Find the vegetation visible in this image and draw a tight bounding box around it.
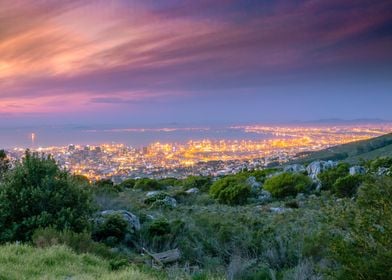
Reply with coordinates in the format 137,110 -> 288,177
318,162 -> 350,190
263,172 -> 312,198
329,177 -> 392,279
209,175 -> 251,205
0,149 -> 10,179
0,149 -> 391,279
0,244 -> 156,280
296,132 -> 392,164
0,151 -> 93,242
134,178 -> 162,191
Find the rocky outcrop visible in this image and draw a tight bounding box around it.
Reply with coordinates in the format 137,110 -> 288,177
306,160 -> 337,180
349,166 -> 366,175
185,188 -> 199,194
284,164 -> 306,173
377,167 -> 391,176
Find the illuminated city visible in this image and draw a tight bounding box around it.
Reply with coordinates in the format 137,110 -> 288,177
6,124 -> 392,181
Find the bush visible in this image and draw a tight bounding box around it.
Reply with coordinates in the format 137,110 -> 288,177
92,214 -> 129,245
182,176 -> 212,192
134,178 -> 161,191
318,163 -> 349,190
147,218 -> 171,236
144,192 -> 169,205
118,178 -> 136,189
94,179 -> 123,192
329,177 -> 392,279
0,151 -> 93,242
263,173 -> 312,198
332,175 -> 364,197
209,176 -> 251,205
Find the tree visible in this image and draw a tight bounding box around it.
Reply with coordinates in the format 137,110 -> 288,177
0,150 -> 10,179
0,151 -> 93,242
263,173 -> 312,198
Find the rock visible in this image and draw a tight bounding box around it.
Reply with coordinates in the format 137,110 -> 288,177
185,188 -> 199,194
269,207 -> 288,214
257,190 -> 272,204
377,167 -> 390,176
306,160 -> 337,181
349,166 -> 366,175
284,164 -> 306,173
98,210 -> 141,231
246,176 -> 262,193
162,196 -> 177,208
146,191 -> 161,198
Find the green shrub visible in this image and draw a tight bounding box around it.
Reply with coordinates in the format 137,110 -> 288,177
147,218 -> 171,236
329,177 -> 392,279
182,176 -> 212,192
318,163 -> 349,190
118,178 -> 136,189
158,177 -> 181,187
209,176 -> 251,205
263,173 -> 312,198
94,179 -> 123,192
0,151 -> 93,242
332,175 -> 364,197
134,178 -> 161,191
144,192 -> 169,205
92,214 -> 128,244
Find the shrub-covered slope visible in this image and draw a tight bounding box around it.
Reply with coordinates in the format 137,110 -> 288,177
294,133 -> 392,163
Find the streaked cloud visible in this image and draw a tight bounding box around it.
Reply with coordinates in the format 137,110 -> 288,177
0,0 -> 391,117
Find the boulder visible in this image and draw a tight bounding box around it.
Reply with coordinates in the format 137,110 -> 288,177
306,160 -> 337,180
377,167 -> 390,176
269,207 -> 288,214
146,191 -> 161,198
162,196 -> 177,208
185,188 -> 200,194
349,166 -> 366,176
98,210 -> 141,231
284,164 -> 306,173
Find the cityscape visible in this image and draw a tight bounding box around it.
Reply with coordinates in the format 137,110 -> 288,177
7,124 -> 392,181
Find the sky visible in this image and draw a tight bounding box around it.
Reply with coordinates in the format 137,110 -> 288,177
1,0 -> 392,126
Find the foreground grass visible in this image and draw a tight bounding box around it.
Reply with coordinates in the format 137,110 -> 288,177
0,244 -> 157,280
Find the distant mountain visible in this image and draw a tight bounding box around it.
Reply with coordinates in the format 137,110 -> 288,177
302,118 -> 392,125
293,133 -> 392,164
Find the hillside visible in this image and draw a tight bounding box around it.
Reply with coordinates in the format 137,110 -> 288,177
293,132 -> 392,164
0,244 -> 156,280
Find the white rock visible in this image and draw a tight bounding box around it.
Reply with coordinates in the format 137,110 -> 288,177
185,188 -> 200,194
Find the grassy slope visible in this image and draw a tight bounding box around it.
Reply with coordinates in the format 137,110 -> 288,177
293,133 -> 392,164
0,244 -> 156,280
